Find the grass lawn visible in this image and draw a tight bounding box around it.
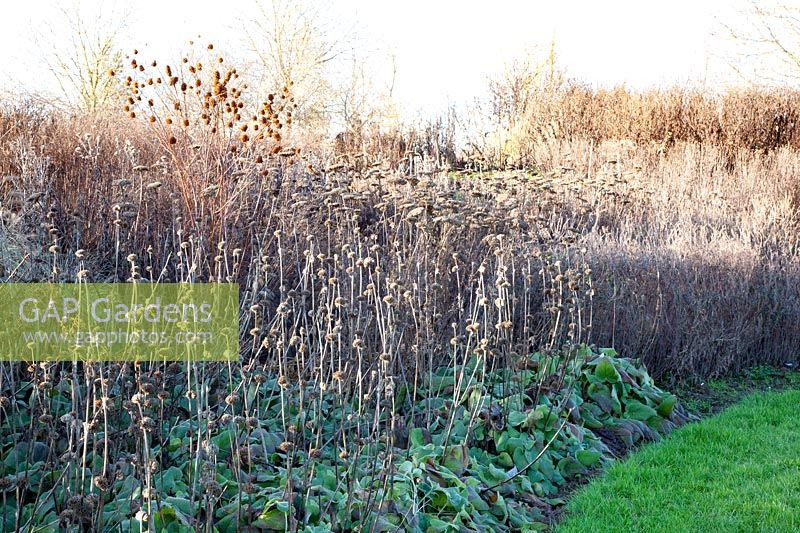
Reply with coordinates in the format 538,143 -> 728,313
557,390 -> 800,532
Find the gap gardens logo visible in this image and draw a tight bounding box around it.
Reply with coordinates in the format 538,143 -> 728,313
0,283 -> 239,361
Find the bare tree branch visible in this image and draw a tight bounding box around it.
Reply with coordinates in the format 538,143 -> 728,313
37,2 -> 129,112
717,0 -> 800,84
243,0 -> 342,130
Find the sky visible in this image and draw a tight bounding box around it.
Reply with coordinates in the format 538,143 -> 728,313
0,0 -> 777,115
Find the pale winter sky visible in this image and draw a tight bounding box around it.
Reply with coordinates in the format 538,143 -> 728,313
0,0 -> 778,115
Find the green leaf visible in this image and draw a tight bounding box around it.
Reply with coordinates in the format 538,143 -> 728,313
625,400 -> 658,421
599,347 -> 618,358
254,505 -> 288,530
466,485 -> 491,512
537,454 -> 560,482
527,405 -> 558,429
443,444 -> 469,476
513,447 -> 531,470
159,466 -> 185,495
210,429 -> 234,458
154,502 -> 192,532
490,493 -> 509,522
595,357 -> 620,383
496,452 -> 514,468
167,437 -> 183,452
410,427 -> 425,448
589,386 -> 621,415
504,436 -> 529,453
557,456 -> 586,478
475,462 -> 509,485
426,515 -> 459,532
153,505 -> 177,530
576,449 -> 602,467
429,375 -> 456,391
315,464 -> 337,491
163,497 -> 193,517
495,430 -> 510,452
508,410 -> 527,427
580,407 -> 604,429
450,418 -> 468,439
429,487 -> 449,509
657,394 -> 678,417
468,388 -> 487,411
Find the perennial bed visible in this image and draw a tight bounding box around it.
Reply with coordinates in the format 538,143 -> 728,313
0,347 -> 693,531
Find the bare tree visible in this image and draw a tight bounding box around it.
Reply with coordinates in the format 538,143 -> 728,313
333,48 -> 397,134
488,41 -> 560,127
718,0 -> 800,84
40,2 -> 128,112
481,42 -> 562,169
244,0 -> 341,131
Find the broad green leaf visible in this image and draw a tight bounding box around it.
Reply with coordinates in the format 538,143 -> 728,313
159,466 -> 186,495
508,410 -> 527,427
254,504 -> 288,530
599,347 -> 618,358
595,357 -> 620,383
625,400 -> 658,421
513,447 -> 531,470
410,427 -> 425,448
657,394 -> 678,417
557,456 -> 586,478
496,452 -> 514,468
575,449 -> 602,467
589,387 -> 621,415
443,444 -> 469,476
425,515 -> 459,532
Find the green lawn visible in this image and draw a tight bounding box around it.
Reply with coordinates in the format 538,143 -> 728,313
557,390 -> 800,532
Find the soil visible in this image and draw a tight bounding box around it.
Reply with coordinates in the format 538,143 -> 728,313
672,365 -> 800,417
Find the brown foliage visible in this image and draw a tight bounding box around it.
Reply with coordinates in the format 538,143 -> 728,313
481,83 -> 800,170
3,80 -> 800,380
